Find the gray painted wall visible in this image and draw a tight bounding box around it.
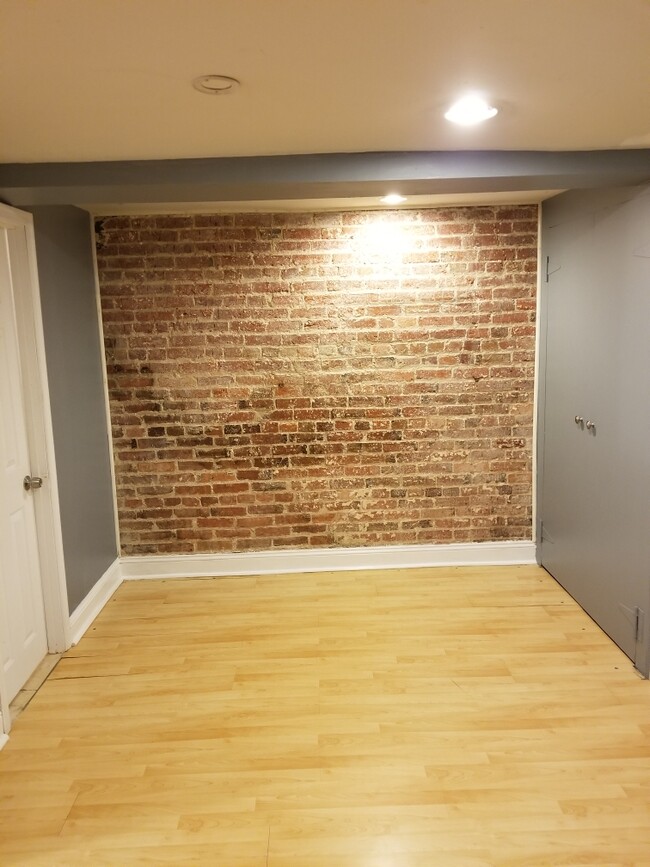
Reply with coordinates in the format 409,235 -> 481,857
28,205 -> 117,613
2,149 -> 649,207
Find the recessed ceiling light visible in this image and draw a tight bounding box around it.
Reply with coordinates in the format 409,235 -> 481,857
381,193 -> 407,205
444,94 -> 498,126
192,74 -> 241,95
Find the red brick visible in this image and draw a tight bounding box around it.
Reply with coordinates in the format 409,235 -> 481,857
98,206 -> 537,554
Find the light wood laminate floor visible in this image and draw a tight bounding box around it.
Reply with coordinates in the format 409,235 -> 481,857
1,565 -> 649,866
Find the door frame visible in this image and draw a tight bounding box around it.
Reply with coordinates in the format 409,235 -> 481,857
0,202 -> 69,735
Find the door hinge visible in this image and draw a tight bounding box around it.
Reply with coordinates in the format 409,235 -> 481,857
540,522 -> 554,543
619,603 -> 644,642
635,608 -> 644,643
545,256 -> 561,282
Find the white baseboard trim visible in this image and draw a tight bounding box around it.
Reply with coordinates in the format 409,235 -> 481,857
0,732 -> 8,750
68,558 -> 123,645
120,540 -> 536,581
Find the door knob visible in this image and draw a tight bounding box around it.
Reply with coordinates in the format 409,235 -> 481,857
574,415 -> 584,425
585,420 -> 596,431
23,475 -> 43,491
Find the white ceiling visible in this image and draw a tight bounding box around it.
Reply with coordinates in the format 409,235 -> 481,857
1,0 -> 650,164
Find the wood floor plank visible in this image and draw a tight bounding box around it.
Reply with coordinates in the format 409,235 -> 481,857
1,564 -> 649,864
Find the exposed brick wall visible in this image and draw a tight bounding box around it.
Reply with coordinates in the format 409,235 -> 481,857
96,207 -> 537,555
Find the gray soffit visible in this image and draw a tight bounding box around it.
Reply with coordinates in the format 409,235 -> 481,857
1,150 -> 649,208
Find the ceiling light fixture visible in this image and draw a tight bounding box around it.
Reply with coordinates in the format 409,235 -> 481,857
380,193 -> 407,205
192,74 -> 241,95
444,94 -> 498,126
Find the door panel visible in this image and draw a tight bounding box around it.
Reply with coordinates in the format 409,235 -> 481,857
541,191 -> 650,670
588,200 -> 650,666
540,214 -> 594,606
0,229 -> 48,703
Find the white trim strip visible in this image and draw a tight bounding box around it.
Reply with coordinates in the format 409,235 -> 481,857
0,732 -> 8,750
89,213 -> 121,554
121,541 -> 536,581
532,202 -> 542,545
68,558 -> 122,645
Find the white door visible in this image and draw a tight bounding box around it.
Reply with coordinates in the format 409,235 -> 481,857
0,228 -> 48,703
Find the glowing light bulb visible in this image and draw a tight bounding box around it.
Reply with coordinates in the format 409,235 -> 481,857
380,194 -> 407,205
444,94 -> 498,126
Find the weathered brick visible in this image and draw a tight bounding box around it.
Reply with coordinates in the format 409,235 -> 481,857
98,206 -> 537,555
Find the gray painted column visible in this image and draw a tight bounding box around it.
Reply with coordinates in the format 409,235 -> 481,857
28,205 -> 117,612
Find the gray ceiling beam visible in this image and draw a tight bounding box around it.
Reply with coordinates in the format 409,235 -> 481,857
1,150 -> 649,207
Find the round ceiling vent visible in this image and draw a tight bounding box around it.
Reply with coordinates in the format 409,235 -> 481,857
192,75 -> 241,95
